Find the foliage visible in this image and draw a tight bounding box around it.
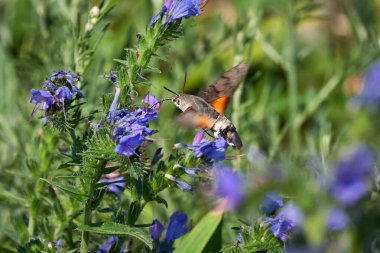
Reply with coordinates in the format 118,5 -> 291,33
1,0 -> 380,253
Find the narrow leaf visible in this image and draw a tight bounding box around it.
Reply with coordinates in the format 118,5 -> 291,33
174,209 -> 224,253
78,222 -> 152,249
145,65 -> 161,74
40,178 -> 87,202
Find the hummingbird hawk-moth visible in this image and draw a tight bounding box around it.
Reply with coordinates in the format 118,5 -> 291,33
170,62 -> 248,149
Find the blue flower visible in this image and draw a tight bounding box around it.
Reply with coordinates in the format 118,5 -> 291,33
262,192 -> 284,216
96,236 -> 126,253
30,89 -> 54,112
107,71 -> 118,84
55,239 -> 62,250
30,71 -> 85,119
330,146 -> 375,205
149,212 -> 190,252
150,220 -> 165,241
192,130 -> 205,145
55,86 -> 73,103
50,70 -> 85,98
265,203 -> 303,242
162,212 -> 190,250
143,94 -> 161,111
188,137 -> 228,163
213,166 -> 244,210
114,133 -> 145,157
150,0 -> 204,26
109,96 -> 159,157
42,81 -> 56,91
353,61 -> 380,111
165,174 -> 193,192
173,164 -> 203,178
326,208 -> 348,231
98,176 -> 126,195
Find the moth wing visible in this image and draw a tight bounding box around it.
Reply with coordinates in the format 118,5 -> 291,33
175,107 -> 217,129
199,62 -> 248,114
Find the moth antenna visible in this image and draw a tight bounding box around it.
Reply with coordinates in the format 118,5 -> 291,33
182,72 -> 187,93
163,86 -> 178,96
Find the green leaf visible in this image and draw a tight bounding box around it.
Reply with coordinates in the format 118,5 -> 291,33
175,209 -> 224,253
114,59 -> 128,66
0,187 -> 28,206
145,65 -> 161,74
40,178 -> 87,202
78,222 -> 152,249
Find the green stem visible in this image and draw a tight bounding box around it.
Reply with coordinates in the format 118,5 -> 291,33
285,3 -> 299,153
80,161 -> 104,253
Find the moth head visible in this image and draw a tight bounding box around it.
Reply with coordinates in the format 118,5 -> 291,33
171,95 -> 181,108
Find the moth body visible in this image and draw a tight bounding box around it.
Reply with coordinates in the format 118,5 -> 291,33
172,94 -> 243,149
170,62 -> 248,150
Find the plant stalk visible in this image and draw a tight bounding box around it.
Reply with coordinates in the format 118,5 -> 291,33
80,162 -> 104,253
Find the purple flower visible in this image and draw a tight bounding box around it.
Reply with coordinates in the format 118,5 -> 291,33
113,108 -> 158,126
98,176 -> 126,195
114,133 -> 145,157
162,212 -> 190,250
150,0 -> 204,26
262,192 -> 284,215
42,81 -> 56,91
143,94 -> 161,111
30,89 -> 54,111
150,220 -> 165,241
97,236 -> 125,253
55,86 -> 73,102
330,146 -> 375,205
173,164 -> 203,178
192,130 -> 205,145
134,107 -> 158,125
30,71 -> 86,120
353,61 -> 380,111
55,239 -> 62,250
265,203 -> 303,242
50,70 -> 85,98
150,212 -> 190,252
236,229 -> 243,244
189,137 -> 228,163
213,166 -> 244,210
107,71 -> 118,84
326,208 -> 348,231
165,174 -> 193,192
109,100 -> 159,157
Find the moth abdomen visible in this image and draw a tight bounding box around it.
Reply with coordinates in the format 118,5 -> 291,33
226,130 -> 243,149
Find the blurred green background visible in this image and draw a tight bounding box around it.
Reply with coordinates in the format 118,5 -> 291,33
1,0 -> 380,251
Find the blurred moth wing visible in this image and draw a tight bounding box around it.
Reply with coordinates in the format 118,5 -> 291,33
172,63 -> 248,149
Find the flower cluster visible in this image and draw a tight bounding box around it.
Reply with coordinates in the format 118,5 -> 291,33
109,95 -> 160,157
150,0 -> 207,26
30,71 -> 85,120
150,211 -> 190,252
